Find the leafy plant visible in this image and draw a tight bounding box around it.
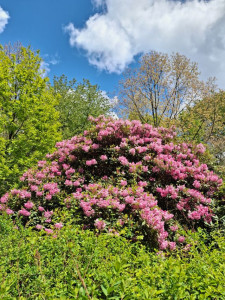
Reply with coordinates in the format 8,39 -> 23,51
0,116 -> 222,250
0,44 -> 61,195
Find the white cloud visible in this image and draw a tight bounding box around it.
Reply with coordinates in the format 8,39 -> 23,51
65,0 -> 225,88
40,61 -> 50,77
101,90 -> 118,107
91,0 -> 106,8
0,6 -> 9,33
40,54 -> 60,77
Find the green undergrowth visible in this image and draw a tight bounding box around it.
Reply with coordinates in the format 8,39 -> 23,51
1,215 -> 225,299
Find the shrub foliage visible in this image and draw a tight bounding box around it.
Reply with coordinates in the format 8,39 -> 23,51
0,116 -> 222,250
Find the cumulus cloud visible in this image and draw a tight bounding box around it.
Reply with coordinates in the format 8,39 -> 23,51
40,61 -> 51,78
65,0 -> 225,88
91,0 -> 106,8
40,54 -> 60,77
0,6 -> 9,33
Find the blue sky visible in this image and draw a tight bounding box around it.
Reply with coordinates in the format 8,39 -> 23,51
0,0 -> 225,97
0,0 -> 121,96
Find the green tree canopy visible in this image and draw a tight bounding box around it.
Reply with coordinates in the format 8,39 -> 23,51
0,44 -> 61,195
178,90 -> 225,168
53,75 -> 113,139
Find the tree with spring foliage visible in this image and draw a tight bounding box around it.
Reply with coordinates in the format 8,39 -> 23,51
0,44 -> 61,195
119,51 -> 210,127
178,89 -> 225,169
53,75 -> 113,139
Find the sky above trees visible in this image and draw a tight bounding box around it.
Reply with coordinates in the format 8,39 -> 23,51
0,0 -> 225,96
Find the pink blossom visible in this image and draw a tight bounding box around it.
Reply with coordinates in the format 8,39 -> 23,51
6,208 -> 14,215
94,219 -> 106,230
19,209 -> 30,217
100,155 -> 108,161
24,201 -> 34,210
92,143 -> 100,149
45,228 -> 53,234
170,225 -> 178,232
45,218 -> 52,223
45,194 -> 52,200
64,180 -> 73,186
129,148 -> 136,155
36,191 -> 43,197
30,185 -> 38,192
82,145 -> 90,152
86,159 -> 97,166
54,222 -> 63,229
120,180 -> 127,186
44,210 -> 53,218
178,236 -> 185,243
0,193 -> 9,203
169,242 -> 176,250
196,143 -> 206,154
118,156 -> 129,166
36,224 -> 43,230
38,206 -> 45,212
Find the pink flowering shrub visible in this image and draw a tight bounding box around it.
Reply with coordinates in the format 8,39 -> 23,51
0,116 -> 223,250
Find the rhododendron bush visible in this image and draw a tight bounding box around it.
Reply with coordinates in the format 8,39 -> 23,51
0,116 -> 223,250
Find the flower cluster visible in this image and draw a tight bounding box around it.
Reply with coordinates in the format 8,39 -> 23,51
0,115 -> 222,250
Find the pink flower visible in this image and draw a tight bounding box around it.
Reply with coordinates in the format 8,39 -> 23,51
120,180 -> 127,186
118,156 -> 129,166
92,143 -> 99,149
44,210 -> 53,218
30,185 -> 38,192
36,224 -> 43,230
170,225 -> 178,232
19,209 -> 30,217
36,191 -> 43,197
178,236 -> 185,243
196,143 -> 206,154
82,145 -> 90,152
54,222 -> 63,229
24,201 -> 34,210
1,193 -> 9,203
160,241 -> 168,250
193,180 -> 201,189
38,206 -> 45,212
118,219 -> 125,226
45,228 -> 53,234
65,180 -> 73,186
129,148 -> 136,155
46,194 -> 52,200
86,159 -> 97,166
169,242 -> 176,250
6,208 -> 14,215
100,155 -> 108,161
94,219 -> 106,230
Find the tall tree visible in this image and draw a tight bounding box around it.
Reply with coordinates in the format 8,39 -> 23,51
53,75 -> 113,139
119,51 -> 208,127
0,44 -> 61,195
178,90 -> 225,166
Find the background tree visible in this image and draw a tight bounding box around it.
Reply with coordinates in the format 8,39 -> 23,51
178,90 -> 225,168
53,75 -> 113,139
119,51 -> 208,127
0,44 -> 61,195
